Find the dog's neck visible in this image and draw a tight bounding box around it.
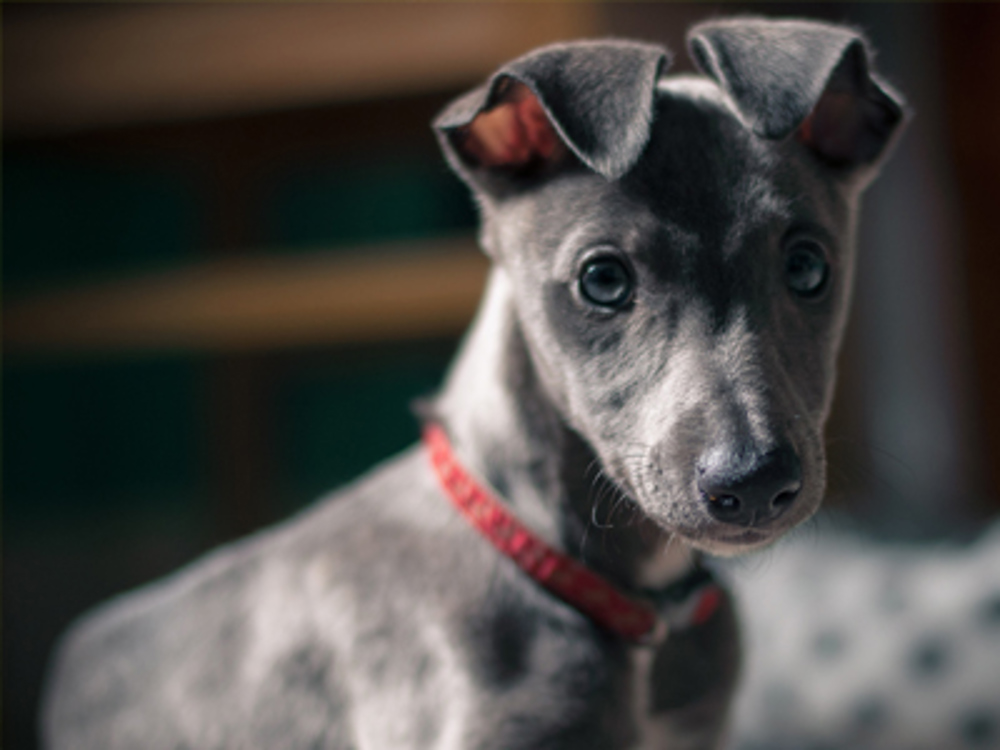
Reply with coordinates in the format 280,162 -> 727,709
435,268 -> 692,592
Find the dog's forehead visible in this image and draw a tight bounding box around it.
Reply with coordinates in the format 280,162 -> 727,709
508,74 -> 800,278
525,76 -> 792,271
653,75 -> 738,120
628,75 -> 786,236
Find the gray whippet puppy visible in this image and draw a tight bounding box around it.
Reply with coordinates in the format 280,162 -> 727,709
43,17 -> 906,750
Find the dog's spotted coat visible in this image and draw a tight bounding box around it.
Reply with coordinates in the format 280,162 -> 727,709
43,18 -> 907,750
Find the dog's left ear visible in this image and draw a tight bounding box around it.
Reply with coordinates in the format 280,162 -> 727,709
688,18 -> 906,169
434,40 -> 671,188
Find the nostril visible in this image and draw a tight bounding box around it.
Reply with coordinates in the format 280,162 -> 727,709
701,489 -> 743,519
772,488 -> 799,510
708,493 -> 741,513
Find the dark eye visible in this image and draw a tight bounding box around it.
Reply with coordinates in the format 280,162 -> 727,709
579,257 -> 633,308
785,241 -> 829,297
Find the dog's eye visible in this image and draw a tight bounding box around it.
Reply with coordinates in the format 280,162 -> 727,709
579,257 -> 633,308
785,241 -> 829,298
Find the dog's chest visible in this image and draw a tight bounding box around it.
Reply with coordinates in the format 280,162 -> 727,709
632,647 -> 689,750
629,647 -> 720,750
451,587 -> 738,750
632,592 -> 741,750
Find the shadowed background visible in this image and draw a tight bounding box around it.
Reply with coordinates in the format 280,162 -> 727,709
4,4 -> 1000,748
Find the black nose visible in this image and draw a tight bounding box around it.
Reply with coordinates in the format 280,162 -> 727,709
697,443 -> 802,527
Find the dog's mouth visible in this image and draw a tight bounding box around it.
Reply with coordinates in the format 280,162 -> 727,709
714,527 -> 772,545
592,436 -> 823,556
692,526 -> 779,556
644,489 -> 820,556
600,430 -> 826,556
640,517 -> 791,557
616,472 -> 820,557
598,480 -> 797,556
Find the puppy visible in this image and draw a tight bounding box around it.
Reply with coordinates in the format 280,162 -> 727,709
44,17 -> 905,750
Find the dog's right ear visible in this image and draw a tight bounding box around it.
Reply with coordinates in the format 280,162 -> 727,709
434,40 -> 671,193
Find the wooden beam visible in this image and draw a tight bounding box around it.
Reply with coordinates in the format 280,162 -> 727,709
3,237 -> 489,354
4,4 -> 599,135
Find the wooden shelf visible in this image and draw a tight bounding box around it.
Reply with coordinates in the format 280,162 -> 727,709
3,237 -> 489,354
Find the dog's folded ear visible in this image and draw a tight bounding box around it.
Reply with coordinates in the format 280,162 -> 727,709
434,40 -> 671,188
688,18 -> 906,169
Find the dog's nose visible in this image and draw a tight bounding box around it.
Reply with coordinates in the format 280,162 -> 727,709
697,443 -> 802,527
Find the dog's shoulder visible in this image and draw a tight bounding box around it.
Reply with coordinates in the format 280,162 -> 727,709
41,445 -> 478,748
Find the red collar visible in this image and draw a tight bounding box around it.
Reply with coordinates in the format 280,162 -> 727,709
423,423 -> 722,646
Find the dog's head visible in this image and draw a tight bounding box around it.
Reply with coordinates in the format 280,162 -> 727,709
434,18 -> 906,555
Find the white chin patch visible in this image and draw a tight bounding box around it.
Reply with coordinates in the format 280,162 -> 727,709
687,532 -> 779,558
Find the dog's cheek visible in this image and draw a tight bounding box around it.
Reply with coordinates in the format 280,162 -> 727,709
772,326 -> 832,422
533,283 -> 651,437
540,283 -> 623,356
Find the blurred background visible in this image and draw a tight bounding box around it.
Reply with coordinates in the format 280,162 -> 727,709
3,3 -> 999,748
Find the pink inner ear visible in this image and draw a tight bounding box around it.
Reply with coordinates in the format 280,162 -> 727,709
797,90 -> 866,164
459,82 -> 561,168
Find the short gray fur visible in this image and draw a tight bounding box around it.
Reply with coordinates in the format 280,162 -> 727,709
42,17 -> 906,750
